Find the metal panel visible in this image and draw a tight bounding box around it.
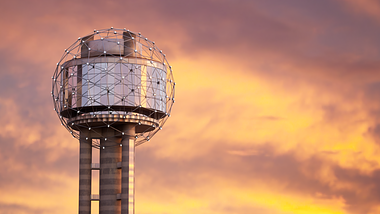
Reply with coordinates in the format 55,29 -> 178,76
65,61 -> 167,114
81,35 -> 94,58
82,39 -> 124,58
77,65 -> 82,107
81,64 -> 89,107
123,32 -> 136,57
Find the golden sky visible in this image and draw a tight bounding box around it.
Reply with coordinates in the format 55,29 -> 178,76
1,0 -> 380,213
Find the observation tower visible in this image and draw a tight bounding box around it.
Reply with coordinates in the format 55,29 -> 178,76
51,27 -> 175,214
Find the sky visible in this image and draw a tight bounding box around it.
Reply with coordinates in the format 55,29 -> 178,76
1,0 -> 380,213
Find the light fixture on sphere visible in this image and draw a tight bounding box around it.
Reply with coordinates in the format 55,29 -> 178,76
51,27 -> 175,214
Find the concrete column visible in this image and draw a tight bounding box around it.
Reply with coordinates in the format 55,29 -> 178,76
121,124 -> 136,214
79,134 -> 92,214
99,134 -> 122,214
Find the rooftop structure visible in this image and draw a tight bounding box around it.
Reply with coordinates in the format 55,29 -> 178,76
51,27 -> 175,214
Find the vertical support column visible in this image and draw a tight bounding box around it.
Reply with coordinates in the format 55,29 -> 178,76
121,124 -> 136,214
79,133 -> 92,214
99,134 -> 122,214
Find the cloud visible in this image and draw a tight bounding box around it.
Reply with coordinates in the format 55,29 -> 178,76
136,141 -> 380,213
1,0 -> 380,214
342,0 -> 380,21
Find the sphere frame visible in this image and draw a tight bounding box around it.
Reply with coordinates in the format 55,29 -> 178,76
51,27 -> 175,147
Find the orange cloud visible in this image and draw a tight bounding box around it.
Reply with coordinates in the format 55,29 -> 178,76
1,0 -> 380,214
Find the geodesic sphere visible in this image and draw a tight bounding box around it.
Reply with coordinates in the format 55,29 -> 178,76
51,27 -> 175,147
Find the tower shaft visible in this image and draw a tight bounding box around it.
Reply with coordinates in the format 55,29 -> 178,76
79,132 -> 92,214
121,125 -> 135,214
99,137 -> 121,214
78,125 -> 136,214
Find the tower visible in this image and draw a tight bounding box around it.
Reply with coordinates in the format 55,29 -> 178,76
51,27 -> 175,214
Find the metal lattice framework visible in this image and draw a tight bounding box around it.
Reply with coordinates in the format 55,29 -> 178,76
51,27 -> 175,148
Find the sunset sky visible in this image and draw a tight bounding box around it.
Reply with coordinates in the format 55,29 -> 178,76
1,0 -> 380,213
